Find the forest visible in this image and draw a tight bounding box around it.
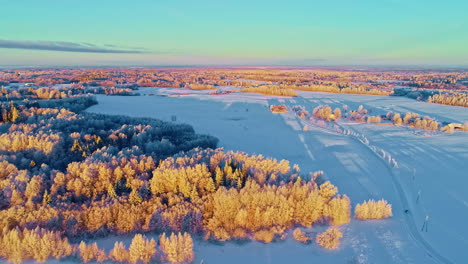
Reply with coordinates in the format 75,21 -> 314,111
6,68 -> 453,263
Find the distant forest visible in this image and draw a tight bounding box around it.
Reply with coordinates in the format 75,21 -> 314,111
1,67 -> 467,106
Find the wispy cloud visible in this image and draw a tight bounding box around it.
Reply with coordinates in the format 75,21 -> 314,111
0,39 -> 148,53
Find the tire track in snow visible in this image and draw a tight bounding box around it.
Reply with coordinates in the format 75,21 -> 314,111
297,134 -> 316,161
338,123 -> 454,264
288,95 -> 452,264
281,96 -> 375,197
281,96 -> 409,261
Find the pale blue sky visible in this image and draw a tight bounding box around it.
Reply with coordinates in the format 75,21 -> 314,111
0,0 -> 467,66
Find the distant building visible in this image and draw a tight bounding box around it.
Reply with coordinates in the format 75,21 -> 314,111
448,123 -> 464,130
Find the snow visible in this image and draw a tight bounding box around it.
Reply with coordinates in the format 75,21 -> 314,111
86,88 -> 468,264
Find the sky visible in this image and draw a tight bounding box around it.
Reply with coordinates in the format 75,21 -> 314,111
0,0 -> 467,66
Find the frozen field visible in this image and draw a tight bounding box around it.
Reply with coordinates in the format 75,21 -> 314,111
87,88 -> 468,264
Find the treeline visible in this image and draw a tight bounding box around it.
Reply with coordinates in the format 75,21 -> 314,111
86,86 -> 137,96
0,131 -> 60,154
0,229 -> 194,264
0,84 -> 136,105
428,93 -> 468,107
405,73 -> 468,91
0,86 -> 74,101
0,103 -> 217,171
2,69 -> 466,107
239,83 -> 390,97
36,95 -> 98,112
2,68 -> 466,94
240,85 -> 298,97
393,88 -> 468,108
294,84 -> 391,96
392,87 -> 435,101
0,94 -> 97,114
189,84 -> 217,90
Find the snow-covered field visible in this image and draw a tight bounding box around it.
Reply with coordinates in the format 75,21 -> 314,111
87,88 -> 468,264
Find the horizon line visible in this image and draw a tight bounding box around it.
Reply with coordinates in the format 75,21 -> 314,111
1,64 -> 468,71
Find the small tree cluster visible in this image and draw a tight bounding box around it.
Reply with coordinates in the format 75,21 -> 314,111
109,234 -> 157,264
355,199 -> 392,220
78,241 -> 107,263
312,105 -> 334,121
270,105 -> 288,113
366,116 -> 382,123
292,105 -> 309,119
0,102 -> 20,123
128,234 -> 157,264
0,228 -> 73,264
386,112 -> 402,126
293,228 -> 311,243
316,227 -> 343,250
159,232 -> 194,264
387,111 -> 441,131
346,105 -> 368,122
109,242 -> 129,263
